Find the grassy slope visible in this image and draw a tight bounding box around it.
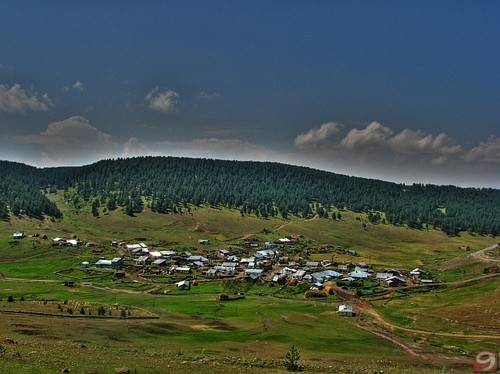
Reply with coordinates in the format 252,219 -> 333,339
0,194 -> 498,373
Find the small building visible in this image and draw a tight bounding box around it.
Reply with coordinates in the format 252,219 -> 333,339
198,239 -> 210,245
218,249 -> 231,257
410,268 -> 426,276
349,270 -> 370,279
376,272 -> 392,281
13,232 -> 25,239
170,265 -> 191,274
80,261 -> 90,268
136,255 -> 150,266
95,259 -> 111,268
255,249 -> 275,259
385,276 -> 406,287
152,258 -> 167,267
338,304 -> 355,316
206,268 -> 219,278
160,250 -> 176,258
245,269 -> 264,280
186,255 -> 208,263
111,258 -> 123,269
175,280 -> 191,290
305,261 -> 320,268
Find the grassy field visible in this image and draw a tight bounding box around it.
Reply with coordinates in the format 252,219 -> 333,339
0,199 -> 498,373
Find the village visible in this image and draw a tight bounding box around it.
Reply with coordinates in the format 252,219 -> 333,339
13,232 -> 436,315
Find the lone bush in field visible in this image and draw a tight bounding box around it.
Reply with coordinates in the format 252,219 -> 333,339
283,345 -> 303,372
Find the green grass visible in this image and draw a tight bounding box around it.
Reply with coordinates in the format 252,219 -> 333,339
0,199 -> 498,373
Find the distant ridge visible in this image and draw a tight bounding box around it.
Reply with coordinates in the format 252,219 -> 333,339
0,157 -> 498,236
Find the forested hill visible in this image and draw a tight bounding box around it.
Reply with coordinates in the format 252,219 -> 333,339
0,157 -> 498,236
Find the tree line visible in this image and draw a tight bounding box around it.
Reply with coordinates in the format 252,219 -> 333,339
0,157 -> 498,236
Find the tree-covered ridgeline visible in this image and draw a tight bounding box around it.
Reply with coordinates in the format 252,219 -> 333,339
0,157 -> 498,236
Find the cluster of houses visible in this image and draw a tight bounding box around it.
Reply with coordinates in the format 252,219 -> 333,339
90,239 -> 433,292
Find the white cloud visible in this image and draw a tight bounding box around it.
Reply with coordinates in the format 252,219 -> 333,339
145,87 -> 179,113
64,81 -> 85,92
389,129 -> 461,155
295,121 -> 462,163
464,136 -> 500,163
0,84 -> 52,113
199,91 -> 221,101
340,122 -> 393,150
13,116 -> 118,165
294,122 -> 342,149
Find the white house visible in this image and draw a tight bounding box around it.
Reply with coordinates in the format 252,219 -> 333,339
13,232 -> 25,239
338,304 -> 355,316
175,280 -> 190,290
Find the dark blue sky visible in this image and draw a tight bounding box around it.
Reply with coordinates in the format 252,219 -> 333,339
1,1 -> 499,187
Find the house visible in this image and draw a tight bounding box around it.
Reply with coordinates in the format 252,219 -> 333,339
80,261 -> 90,268
385,276 -> 406,287
152,258 -> 167,267
111,258 -> 123,269
245,269 -> 264,280
206,268 -> 218,278
186,255 -> 208,263
338,304 -> 355,316
52,237 -> 64,246
95,259 -> 112,268
337,264 -> 350,272
255,249 -> 275,259
13,232 -> 25,239
375,272 -> 392,281
349,270 -> 370,279
175,280 -> 190,290
136,255 -> 150,266
125,243 -> 148,251
214,265 -> 236,276
278,238 -> 291,244
410,268 -> 426,276
131,246 -> 149,256
305,261 -> 320,268
66,239 -> 79,247
388,269 -> 404,277
218,249 -> 231,257
160,250 -> 176,259
95,258 -> 122,269
293,269 -> 307,281
311,270 -> 342,283
169,265 -> 191,274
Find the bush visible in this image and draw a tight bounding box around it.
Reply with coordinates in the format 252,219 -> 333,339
7,296 -> 14,302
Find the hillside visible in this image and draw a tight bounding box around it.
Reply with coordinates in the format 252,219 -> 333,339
0,157 -> 498,236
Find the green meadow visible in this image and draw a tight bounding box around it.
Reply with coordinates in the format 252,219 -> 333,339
0,200 -> 498,373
